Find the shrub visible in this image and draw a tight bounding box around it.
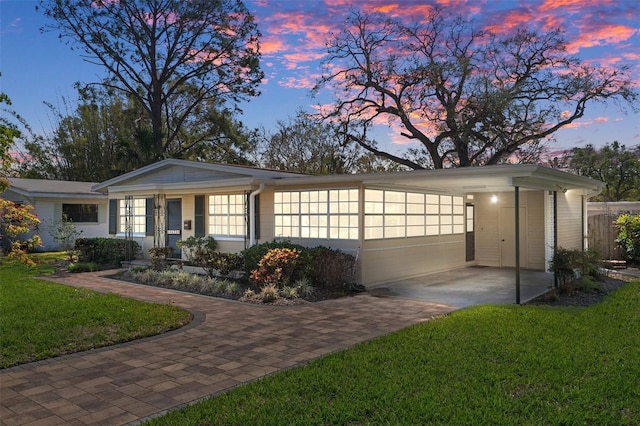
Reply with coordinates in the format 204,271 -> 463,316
68,262 -> 101,273
250,247 -> 301,287
294,277 -> 316,299
259,284 -> 279,303
549,247 -> 603,293
280,285 -> 299,300
148,246 -> 174,271
48,214 -> 82,261
75,237 -> 140,265
615,213 -> 640,264
241,240 -> 310,276
549,247 -> 578,286
307,246 -> 356,293
210,252 -> 244,276
177,236 -> 218,275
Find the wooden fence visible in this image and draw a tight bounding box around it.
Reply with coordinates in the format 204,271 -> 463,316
588,214 -> 624,260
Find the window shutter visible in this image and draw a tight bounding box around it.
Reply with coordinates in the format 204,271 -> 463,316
254,194 -> 260,240
145,197 -> 155,236
108,199 -> 117,234
194,195 -> 205,237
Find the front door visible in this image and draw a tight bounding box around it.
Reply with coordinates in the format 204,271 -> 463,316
166,199 -> 182,258
465,204 -> 475,261
500,207 -> 527,267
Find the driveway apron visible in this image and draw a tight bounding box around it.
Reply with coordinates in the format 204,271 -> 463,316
0,271 -> 455,425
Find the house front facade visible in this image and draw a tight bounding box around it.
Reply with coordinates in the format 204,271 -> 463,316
92,159 -> 604,287
3,178 -> 108,251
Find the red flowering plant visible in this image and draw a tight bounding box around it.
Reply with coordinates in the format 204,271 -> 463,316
250,247 -> 301,288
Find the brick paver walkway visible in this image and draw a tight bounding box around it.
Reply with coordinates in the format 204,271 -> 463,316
1,271 -> 456,425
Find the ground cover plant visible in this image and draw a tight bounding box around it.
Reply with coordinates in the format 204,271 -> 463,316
0,253 -> 191,368
147,279 -> 640,425
119,240 -> 356,304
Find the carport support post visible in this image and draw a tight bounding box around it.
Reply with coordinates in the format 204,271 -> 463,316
515,186 -> 521,304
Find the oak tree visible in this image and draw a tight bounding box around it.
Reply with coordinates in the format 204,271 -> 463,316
315,9 -> 637,169
39,0 -> 263,161
569,142 -> 640,201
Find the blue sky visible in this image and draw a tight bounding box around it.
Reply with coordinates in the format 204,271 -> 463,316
1,0 -> 639,159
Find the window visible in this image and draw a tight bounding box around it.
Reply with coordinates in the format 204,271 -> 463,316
364,189 -> 464,239
62,204 -> 98,223
274,189 -> 359,240
119,198 -> 146,233
208,194 -> 246,237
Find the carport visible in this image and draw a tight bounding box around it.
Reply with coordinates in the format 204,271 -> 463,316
368,267 -> 554,308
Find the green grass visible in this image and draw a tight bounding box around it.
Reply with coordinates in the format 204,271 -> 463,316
148,279 -> 640,425
0,253 -> 192,368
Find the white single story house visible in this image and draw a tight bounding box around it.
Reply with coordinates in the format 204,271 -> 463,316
2,178 -> 108,251
91,159 -> 604,290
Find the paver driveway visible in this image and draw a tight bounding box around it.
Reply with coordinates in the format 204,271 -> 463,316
0,271 -> 455,425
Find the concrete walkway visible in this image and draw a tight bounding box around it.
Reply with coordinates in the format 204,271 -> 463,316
0,271 -> 455,426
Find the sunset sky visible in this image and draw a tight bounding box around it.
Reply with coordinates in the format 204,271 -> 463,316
1,0 -> 639,160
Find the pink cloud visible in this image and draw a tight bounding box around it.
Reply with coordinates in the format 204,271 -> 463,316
562,117 -> 609,129
566,24 -> 638,54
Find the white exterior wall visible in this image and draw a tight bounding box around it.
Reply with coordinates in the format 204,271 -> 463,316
556,191 -> 584,250
474,190 -> 546,270
361,235 -> 464,285
1,193 -> 108,251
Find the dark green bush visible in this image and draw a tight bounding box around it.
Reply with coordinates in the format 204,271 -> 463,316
68,262 -> 101,273
74,237 -> 140,265
308,246 -> 356,293
615,213 -> 640,264
210,252 -> 244,276
177,236 -> 218,276
148,246 -> 175,271
242,241 -> 356,293
549,247 -> 603,293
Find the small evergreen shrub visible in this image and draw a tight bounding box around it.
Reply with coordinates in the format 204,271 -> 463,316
177,236 -> 218,276
210,252 -> 244,276
148,246 -> 174,271
68,262 -> 101,273
308,246 -> 356,293
549,247 -> 603,294
75,237 -> 140,265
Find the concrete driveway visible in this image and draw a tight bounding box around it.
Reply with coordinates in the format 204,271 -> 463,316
0,271 -> 455,425
368,266 -> 554,308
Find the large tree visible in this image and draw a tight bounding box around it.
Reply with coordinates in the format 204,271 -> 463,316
569,142 -> 640,202
315,9 -> 637,169
0,78 -> 23,191
259,112 -> 402,175
18,87 -> 256,181
39,0 -> 263,161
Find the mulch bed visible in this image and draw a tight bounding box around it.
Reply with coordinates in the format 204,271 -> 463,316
528,269 -> 638,307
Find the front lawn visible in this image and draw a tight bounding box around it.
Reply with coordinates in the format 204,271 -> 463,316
0,253 -> 192,368
148,279 -> 640,425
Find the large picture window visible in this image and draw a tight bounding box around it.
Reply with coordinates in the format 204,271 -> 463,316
274,189 -> 359,240
208,194 -> 246,237
62,204 -> 98,223
364,189 -> 464,239
119,198 -> 146,233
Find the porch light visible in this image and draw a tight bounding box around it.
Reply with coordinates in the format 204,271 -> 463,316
491,195 -> 498,203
